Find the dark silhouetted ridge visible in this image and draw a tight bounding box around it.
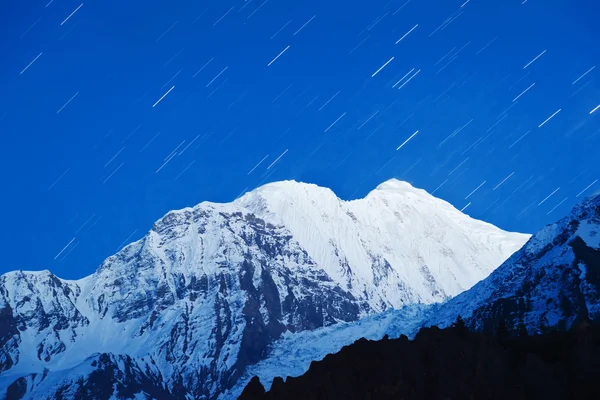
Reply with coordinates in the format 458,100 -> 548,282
240,317 -> 600,400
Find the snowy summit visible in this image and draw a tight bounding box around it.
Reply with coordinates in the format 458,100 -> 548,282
237,179 -> 529,309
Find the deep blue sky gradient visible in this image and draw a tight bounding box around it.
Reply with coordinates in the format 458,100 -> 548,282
1,0 -> 599,278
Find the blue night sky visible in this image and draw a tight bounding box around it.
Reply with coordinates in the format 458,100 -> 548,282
1,0 -> 599,279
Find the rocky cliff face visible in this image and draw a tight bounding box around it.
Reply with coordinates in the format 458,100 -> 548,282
0,180 -> 528,400
427,192 -> 600,334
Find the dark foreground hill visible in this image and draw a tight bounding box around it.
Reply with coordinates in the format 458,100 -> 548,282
239,317 -> 600,400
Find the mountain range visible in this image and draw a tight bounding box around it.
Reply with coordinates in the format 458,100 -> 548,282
0,179 -> 534,399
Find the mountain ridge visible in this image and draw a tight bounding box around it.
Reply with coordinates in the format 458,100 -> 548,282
426,191 -> 600,333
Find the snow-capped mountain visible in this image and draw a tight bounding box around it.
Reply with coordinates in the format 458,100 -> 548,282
427,192 -> 600,334
0,179 -> 528,399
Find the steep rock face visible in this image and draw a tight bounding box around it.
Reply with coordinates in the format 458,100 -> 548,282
0,180 -> 528,399
427,193 -> 600,334
0,271 -> 87,374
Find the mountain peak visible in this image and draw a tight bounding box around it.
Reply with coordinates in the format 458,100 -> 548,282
239,179 -> 337,202
240,179 -> 424,205
1,268 -> 53,280
374,178 -> 419,193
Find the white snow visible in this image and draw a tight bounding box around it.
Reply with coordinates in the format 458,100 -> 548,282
237,179 -> 530,311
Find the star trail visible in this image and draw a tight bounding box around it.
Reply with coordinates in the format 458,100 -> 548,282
0,0 -> 599,278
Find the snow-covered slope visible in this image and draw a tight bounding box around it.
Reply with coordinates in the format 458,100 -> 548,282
0,179 -> 528,399
237,180 -> 528,309
427,192 -> 600,334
